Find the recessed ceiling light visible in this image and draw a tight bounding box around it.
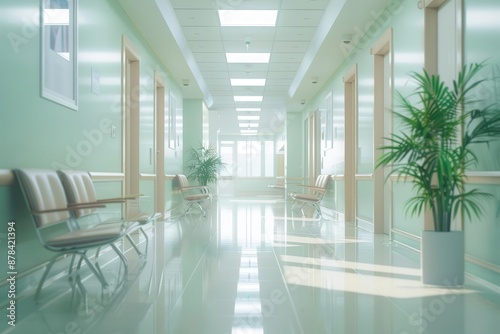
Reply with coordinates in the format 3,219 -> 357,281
234,96 -> 263,102
238,116 -> 260,121
230,79 -> 266,86
218,10 -> 278,27
241,130 -> 258,135
226,53 -> 270,63
239,123 -> 259,128
236,108 -> 261,112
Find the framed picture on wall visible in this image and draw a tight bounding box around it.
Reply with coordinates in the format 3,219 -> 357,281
169,93 -> 176,150
324,91 -> 333,149
40,0 -> 78,110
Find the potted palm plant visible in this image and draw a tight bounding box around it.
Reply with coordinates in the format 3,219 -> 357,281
186,144 -> 226,187
376,62 -> 500,285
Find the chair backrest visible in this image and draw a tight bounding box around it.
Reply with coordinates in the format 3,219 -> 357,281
15,169 -> 71,227
315,175 -> 330,190
176,174 -> 190,188
58,170 -> 98,218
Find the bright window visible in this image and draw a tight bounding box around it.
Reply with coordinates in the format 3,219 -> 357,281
220,140 -> 275,177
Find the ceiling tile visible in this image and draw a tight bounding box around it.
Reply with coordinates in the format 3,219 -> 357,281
267,62 -> 300,72
222,40 -> 274,53
266,71 -> 295,79
214,0 -> 282,10
170,0 -> 214,9
274,27 -> 316,41
174,9 -> 219,26
270,53 -> 304,62
197,62 -> 228,71
226,63 -> 270,72
202,71 -> 230,79
266,78 -> 293,86
182,27 -> 222,41
188,40 -> 225,53
205,78 -> 230,86
228,71 -> 268,79
192,52 -> 227,62
220,27 -> 276,41
272,41 -> 310,53
280,0 -> 330,10
277,10 -> 324,27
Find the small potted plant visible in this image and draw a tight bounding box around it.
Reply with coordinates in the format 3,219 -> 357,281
376,62 -> 500,285
186,143 -> 226,187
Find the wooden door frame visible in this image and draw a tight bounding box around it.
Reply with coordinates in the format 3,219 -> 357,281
344,64 -> 358,224
121,35 -> 141,216
372,28 -> 393,234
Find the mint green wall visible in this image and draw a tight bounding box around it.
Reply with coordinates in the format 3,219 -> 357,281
462,0 -> 500,287
0,0 -> 184,281
0,0 -> 184,172
299,0 -> 500,287
286,112 -> 303,187
183,99 -> 204,178
302,0 -> 421,222
464,0 -> 500,173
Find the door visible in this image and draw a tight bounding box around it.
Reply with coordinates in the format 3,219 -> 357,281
122,35 -> 141,218
373,28 -> 393,235
155,72 -> 166,218
344,65 -> 357,224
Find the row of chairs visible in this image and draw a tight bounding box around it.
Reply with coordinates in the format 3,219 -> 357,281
14,169 -> 160,302
174,172 -> 328,218
289,174 -> 331,217
175,174 -> 212,216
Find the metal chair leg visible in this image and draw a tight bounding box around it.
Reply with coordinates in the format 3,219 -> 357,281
194,202 -> 206,216
126,233 -> 143,258
80,254 -> 108,288
139,227 -> 149,257
34,257 -> 58,302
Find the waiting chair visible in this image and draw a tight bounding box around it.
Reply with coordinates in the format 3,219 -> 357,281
289,174 -> 331,217
57,170 -> 160,260
14,169 -> 127,301
268,177 -> 285,190
176,174 -> 211,216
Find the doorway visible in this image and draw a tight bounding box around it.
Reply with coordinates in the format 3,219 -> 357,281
372,28 -> 393,235
344,65 -> 357,224
122,35 -> 141,218
154,71 -> 166,218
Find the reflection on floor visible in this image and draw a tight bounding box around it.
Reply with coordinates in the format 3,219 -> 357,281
3,197 -> 500,334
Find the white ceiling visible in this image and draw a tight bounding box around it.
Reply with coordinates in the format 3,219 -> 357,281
118,0 -> 392,135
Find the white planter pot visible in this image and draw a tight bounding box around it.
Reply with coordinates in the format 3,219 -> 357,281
421,230 -> 464,286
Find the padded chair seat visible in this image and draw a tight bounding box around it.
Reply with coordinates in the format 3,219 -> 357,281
46,225 -> 124,248
290,193 -> 320,202
185,194 -> 211,201
127,212 -> 152,224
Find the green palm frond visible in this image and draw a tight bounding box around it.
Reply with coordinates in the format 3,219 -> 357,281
376,62 -> 500,231
187,144 -> 226,186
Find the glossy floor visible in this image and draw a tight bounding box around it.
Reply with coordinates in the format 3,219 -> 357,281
4,197 -> 500,334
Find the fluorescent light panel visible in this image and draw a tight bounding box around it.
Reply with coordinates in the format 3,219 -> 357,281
238,116 -> 260,121
241,130 -> 258,134
231,79 -> 266,86
236,108 -> 261,112
239,123 -> 259,128
226,53 -> 270,63
234,96 -> 263,102
219,10 -> 278,27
